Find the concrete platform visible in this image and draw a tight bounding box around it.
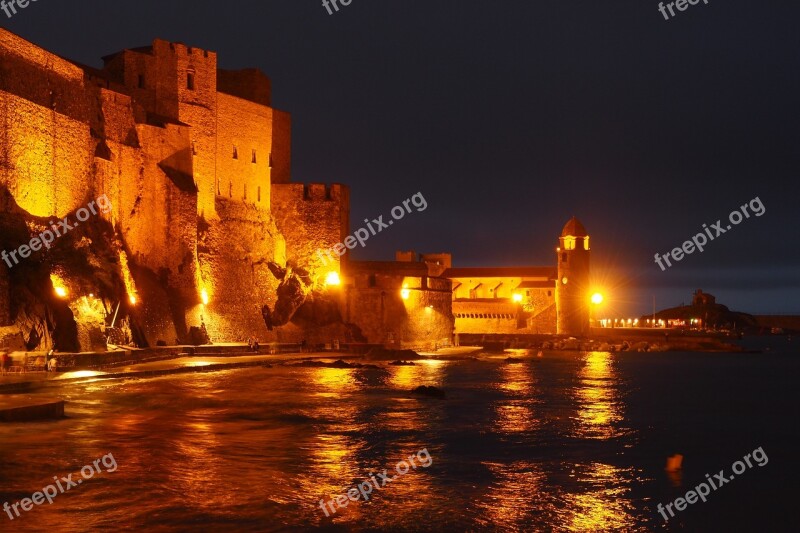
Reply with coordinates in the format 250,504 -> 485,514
0,396 -> 65,422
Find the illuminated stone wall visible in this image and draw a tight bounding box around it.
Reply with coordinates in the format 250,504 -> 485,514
216,92 -> 274,212
271,183 -> 350,286
526,300 -> 557,334
0,28 -> 342,347
342,262 -> 454,348
453,300 -> 520,335
195,198 -> 283,343
446,267 -> 558,335
0,29 -> 94,218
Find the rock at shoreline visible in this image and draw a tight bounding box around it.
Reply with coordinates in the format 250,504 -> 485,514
389,360 -> 416,366
288,359 -> 380,369
364,347 -> 421,361
411,385 -> 446,399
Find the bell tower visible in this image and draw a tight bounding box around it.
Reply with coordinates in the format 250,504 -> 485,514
556,217 -> 590,336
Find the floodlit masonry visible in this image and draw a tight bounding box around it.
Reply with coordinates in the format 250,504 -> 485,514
0,28 -> 348,348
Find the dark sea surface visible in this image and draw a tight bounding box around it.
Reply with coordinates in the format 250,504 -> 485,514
1,338 -> 798,532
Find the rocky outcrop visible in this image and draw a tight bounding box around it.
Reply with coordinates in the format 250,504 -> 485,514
0,186 -> 143,352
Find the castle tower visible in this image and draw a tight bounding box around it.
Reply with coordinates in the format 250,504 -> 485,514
556,217 -> 590,336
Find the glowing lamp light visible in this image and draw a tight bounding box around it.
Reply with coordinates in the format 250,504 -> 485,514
129,295 -> 137,305
512,293 -> 523,303
401,285 -> 410,300
325,271 -> 341,286
591,293 -> 604,305
201,288 -> 210,306
54,286 -> 68,298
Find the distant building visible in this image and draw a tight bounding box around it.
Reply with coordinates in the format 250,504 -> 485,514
340,259 -> 453,349
441,217 -> 592,337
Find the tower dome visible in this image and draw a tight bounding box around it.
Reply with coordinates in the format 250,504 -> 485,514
561,217 -> 588,238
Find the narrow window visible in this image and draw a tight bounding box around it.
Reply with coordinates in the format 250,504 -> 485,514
187,70 -> 195,91
192,141 -> 197,156
369,274 -> 377,287
562,253 -> 567,263
233,146 -> 238,160
138,74 -> 145,89
257,186 -> 261,203
229,182 -> 233,198
244,184 -> 247,201
252,149 -> 257,164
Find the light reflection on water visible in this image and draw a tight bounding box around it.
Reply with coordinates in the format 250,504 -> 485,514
573,351 -> 627,440
493,361 -> 541,434
0,351 -> 722,531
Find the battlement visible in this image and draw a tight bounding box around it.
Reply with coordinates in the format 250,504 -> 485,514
161,41 -> 215,59
272,183 -> 348,203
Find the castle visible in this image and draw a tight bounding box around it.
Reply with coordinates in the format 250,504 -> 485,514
0,29 -> 590,352
400,216 -> 592,338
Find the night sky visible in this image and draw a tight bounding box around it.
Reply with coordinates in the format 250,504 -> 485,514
4,0 -> 799,315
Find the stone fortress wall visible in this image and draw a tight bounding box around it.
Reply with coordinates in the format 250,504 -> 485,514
0,29 -> 349,348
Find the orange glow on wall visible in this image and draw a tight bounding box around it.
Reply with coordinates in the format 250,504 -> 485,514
401,284 -> 411,300
50,273 -> 68,299
118,251 -> 139,305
